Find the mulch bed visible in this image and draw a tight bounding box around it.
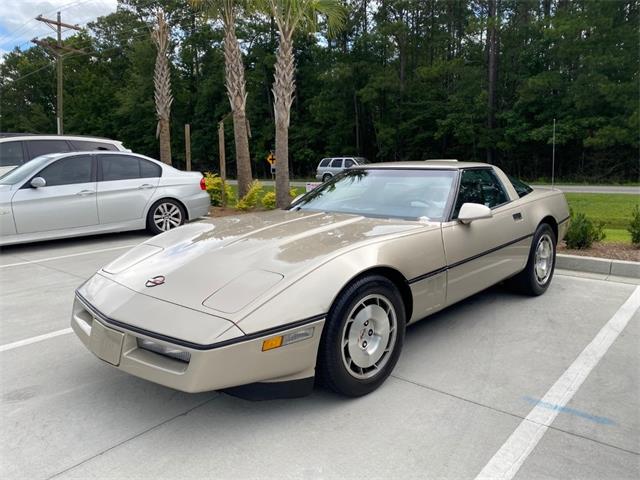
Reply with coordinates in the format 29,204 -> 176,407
558,242 -> 640,262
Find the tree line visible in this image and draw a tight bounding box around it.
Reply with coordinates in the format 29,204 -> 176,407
1,0 -> 638,194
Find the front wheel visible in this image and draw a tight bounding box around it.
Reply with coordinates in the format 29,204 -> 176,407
317,275 -> 406,397
147,199 -> 186,235
322,173 -> 332,182
509,223 -> 557,296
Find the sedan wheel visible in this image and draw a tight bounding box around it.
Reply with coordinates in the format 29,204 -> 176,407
147,200 -> 185,235
317,275 -> 405,397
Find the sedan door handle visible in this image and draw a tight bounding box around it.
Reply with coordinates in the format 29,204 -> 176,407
76,190 -> 95,196
512,212 -> 523,221
138,184 -> 154,190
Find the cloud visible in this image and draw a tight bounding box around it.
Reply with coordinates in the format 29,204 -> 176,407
0,0 -> 118,55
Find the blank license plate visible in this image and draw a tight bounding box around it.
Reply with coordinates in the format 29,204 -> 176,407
90,320 -> 124,366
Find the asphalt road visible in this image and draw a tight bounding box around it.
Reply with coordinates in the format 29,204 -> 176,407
228,179 -> 639,195
1,233 -> 639,480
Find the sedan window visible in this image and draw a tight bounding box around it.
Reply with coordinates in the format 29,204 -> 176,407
319,159 -> 331,167
36,155 -> 93,186
69,140 -> 117,151
453,169 -> 509,218
0,141 -> 25,166
330,159 -> 342,168
101,155 -> 140,181
26,140 -> 70,160
140,159 -> 161,178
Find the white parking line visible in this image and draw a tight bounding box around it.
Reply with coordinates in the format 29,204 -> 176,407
0,328 -> 73,353
475,285 -> 640,480
0,244 -> 135,269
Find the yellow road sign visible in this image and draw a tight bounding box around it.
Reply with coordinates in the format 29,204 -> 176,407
267,153 -> 275,165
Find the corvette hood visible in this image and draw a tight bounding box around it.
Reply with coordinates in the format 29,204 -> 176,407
100,210 -> 431,320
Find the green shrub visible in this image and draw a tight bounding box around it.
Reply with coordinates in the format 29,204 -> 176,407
236,180 -> 263,211
628,204 -> 640,246
564,211 -> 606,249
261,191 -> 276,209
204,172 -> 234,207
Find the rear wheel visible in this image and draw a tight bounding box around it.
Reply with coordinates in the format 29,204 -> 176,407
322,173 -> 332,182
317,275 -> 405,397
147,199 -> 185,235
509,223 -> 557,296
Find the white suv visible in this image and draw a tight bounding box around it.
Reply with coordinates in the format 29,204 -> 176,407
316,156 -> 367,182
0,134 -> 129,176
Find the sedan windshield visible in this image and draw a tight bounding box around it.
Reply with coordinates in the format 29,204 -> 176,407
0,155 -> 55,185
294,169 -> 456,220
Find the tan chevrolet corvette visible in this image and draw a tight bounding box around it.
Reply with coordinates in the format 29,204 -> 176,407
72,161 -> 569,398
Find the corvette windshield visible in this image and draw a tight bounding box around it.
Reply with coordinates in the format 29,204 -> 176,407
294,169 -> 456,220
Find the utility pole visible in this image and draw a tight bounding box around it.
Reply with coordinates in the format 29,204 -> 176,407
32,12 -> 82,135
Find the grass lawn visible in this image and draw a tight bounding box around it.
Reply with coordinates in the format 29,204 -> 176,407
565,193 -> 638,244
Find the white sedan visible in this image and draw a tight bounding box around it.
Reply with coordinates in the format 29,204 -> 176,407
0,151 -> 210,245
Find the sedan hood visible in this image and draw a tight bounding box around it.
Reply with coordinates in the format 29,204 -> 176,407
101,210 -> 431,321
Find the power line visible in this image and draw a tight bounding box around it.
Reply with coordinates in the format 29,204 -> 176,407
32,12 -> 82,135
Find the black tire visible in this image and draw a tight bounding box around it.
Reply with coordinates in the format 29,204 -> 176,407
322,173 -> 332,182
146,199 -> 186,235
509,223 -> 557,296
317,275 -> 406,397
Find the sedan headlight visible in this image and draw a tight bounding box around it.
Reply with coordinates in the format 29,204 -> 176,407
137,338 -> 191,363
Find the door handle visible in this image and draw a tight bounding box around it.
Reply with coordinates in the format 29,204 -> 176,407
138,184 -> 154,189
76,190 -> 95,196
512,212 -> 523,221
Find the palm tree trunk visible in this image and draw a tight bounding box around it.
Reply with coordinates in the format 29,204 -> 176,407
273,27 -> 295,209
223,16 -> 252,198
158,118 -> 172,165
152,12 -> 173,166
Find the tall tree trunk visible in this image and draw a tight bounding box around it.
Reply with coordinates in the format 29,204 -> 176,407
158,118 -> 171,165
272,27 -> 295,209
223,15 -> 252,197
486,0 -> 499,164
152,11 -> 173,165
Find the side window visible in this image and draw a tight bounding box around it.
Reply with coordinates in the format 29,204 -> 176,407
69,140 -> 117,151
453,169 -> 509,218
344,159 -> 355,168
508,175 -> 533,198
330,159 -> 342,168
26,140 -> 71,160
140,159 -> 161,178
36,155 -> 93,187
101,155 -> 141,181
319,159 -> 330,167
0,141 -> 25,167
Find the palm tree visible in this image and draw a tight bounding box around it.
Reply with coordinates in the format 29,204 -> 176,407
151,11 -> 173,166
191,0 -> 253,197
261,0 -> 346,208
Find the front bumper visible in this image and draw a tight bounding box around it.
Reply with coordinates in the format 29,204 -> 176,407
71,294 -> 325,393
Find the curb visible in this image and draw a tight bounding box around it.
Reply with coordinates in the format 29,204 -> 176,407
557,254 -> 640,279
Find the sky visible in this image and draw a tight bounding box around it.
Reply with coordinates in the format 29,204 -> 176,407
0,0 -> 118,59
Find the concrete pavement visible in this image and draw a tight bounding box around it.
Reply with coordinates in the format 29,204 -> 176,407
0,233 -> 638,479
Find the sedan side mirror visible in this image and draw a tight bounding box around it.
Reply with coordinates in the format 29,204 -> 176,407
30,177 -> 46,188
458,203 -> 492,224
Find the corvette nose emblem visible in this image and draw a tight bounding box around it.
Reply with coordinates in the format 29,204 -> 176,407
145,276 -> 166,288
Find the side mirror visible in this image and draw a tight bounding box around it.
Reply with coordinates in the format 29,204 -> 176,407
30,177 -> 46,188
458,203 -> 492,224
